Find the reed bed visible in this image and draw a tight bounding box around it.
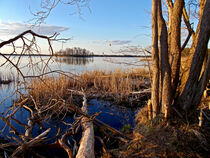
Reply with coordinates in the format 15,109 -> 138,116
28,68 -> 150,109
80,68 -> 150,94
0,68 -> 151,157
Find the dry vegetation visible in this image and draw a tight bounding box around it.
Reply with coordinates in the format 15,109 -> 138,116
1,64 -> 208,157
8,68 -> 151,157
28,68 -> 151,110
27,67 -> 210,158
110,105 -> 210,158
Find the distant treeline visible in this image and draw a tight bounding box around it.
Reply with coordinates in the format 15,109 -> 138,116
55,47 -> 94,57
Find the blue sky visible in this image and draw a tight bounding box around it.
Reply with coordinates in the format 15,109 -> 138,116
0,0 -> 152,54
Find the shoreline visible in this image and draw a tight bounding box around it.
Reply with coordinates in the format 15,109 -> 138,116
2,53 -> 151,58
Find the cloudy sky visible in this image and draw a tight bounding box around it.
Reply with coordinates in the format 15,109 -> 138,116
0,0 -> 152,54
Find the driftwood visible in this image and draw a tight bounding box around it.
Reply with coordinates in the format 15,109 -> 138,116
76,92 -> 95,158
68,89 -> 131,140
23,105 -> 34,141
58,133 -> 73,158
0,89 -> 130,157
130,88 -> 151,94
11,128 -> 51,157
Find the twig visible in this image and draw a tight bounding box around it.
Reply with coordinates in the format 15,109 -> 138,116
11,128 -> 51,157
130,89 -> 151,94
58,132 -> 74,158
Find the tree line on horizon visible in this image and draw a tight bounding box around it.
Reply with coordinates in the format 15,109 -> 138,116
55,47 -> 94,56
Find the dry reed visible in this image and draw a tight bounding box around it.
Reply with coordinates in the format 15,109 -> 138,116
28,68 -> 150,109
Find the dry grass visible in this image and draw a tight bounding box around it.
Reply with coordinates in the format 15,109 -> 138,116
25,68 -> 151,121
113,107 -> 209,158
28,68 -> 150,108
80,68 -> 149,93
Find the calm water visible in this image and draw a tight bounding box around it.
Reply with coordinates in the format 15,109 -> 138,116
0,56 -> 149,75
0,56 -> 147,141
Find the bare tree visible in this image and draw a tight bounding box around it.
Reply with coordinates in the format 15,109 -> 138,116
150,0 -> 210,121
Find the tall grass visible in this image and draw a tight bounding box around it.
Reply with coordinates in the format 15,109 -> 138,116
28,68 -> 150,107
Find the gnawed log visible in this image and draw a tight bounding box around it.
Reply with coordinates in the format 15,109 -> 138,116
76,92 -> 95,158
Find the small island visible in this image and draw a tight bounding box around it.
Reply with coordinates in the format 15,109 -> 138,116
55,47 -> 151,57
55,47 -> 94,57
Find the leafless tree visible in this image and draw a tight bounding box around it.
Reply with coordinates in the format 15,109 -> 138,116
150,0 -> 209,121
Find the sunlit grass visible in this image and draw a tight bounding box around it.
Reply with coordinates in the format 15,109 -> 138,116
28,68 -> 150,107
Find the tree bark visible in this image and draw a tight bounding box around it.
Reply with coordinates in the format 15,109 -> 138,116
151,0 -> 160,118
178,0 -> 210,110
170,0 -> 184,95
76,93 -> 95,158
166,0 -> 173,52
157,0 -> 172,120
194,53 -> 210,106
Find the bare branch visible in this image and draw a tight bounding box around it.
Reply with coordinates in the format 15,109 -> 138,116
30,0 -> 90,24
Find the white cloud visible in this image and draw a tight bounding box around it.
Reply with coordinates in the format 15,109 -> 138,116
106,40 -> 132,45
0,21 -> 69,36
92,40 -> 132,46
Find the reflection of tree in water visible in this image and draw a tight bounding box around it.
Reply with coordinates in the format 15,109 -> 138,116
0,71 -> 15,84
55,57 -> 94,65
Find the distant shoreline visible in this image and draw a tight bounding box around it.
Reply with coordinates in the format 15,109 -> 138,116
2,53 -> 151,58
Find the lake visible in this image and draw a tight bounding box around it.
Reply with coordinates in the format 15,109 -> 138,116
0,56 -> 149,142
0,56 -> 149,76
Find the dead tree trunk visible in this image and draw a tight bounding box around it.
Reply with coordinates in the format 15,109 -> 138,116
76,93 -> 95,158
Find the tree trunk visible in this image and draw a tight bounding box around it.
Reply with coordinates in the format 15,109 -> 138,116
166,0 -> 173,53
178,0 -> 210,111
149,0 -> 209,123
157,0 -> 172,120
151,0 -> 160,118
76,93 -> 95,158
170,0 -> 184,95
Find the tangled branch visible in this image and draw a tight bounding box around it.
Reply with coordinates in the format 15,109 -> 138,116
30,0 -> 90,24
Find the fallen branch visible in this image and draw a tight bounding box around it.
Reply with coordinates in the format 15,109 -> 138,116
76,92 -> 95,158
130,89 -> 151,94
58,132 -> 73,158
11,128 -> 51,158
5,98 -> 28,120
94,118 -> 131,140
23,105 -> 35,141
68,89 -> 131,140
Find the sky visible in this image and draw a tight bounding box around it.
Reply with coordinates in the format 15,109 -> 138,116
0,0 -> 152,54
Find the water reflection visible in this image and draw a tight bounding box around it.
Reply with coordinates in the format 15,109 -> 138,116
55,57 -> 94,65
0,56 -> 143,142
0,71 -> 15,85
88,99 -> 137,130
